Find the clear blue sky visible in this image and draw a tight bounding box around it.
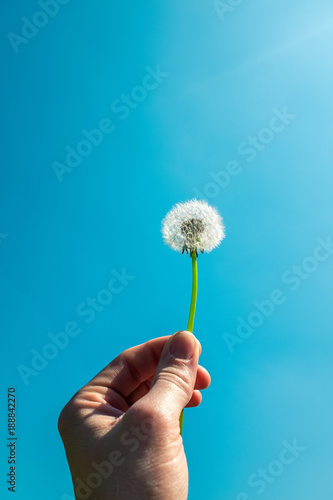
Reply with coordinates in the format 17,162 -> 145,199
1,1 -> 333,499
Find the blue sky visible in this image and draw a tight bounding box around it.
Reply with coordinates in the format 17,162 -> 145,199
1,1 -> 333,499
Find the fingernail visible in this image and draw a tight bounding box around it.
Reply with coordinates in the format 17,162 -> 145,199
169,331 -> 196,360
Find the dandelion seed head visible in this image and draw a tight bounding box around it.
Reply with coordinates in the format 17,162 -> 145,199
161,199 -> 225,254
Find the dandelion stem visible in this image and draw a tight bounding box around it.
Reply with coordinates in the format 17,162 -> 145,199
179,251 -> 198,436
187,252 -> 198,333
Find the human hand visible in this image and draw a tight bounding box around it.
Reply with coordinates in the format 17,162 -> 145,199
58,331 -> 211,500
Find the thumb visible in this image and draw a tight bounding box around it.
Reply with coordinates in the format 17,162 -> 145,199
147,331 -> 200,418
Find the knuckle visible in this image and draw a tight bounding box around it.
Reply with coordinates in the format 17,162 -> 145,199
158,365 -> 193,395
127,400 -> 170,430
57,394 -> 82,436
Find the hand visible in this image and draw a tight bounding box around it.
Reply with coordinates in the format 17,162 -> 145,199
58,331 -> 211,500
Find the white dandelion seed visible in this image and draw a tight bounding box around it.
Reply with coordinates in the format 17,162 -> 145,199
161,199 -> 225,255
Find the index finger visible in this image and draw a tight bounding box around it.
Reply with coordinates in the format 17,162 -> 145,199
87,335 -> 171,400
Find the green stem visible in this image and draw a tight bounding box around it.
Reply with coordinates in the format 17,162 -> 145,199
180,251 -> 198,436
187,252 -> 198,333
